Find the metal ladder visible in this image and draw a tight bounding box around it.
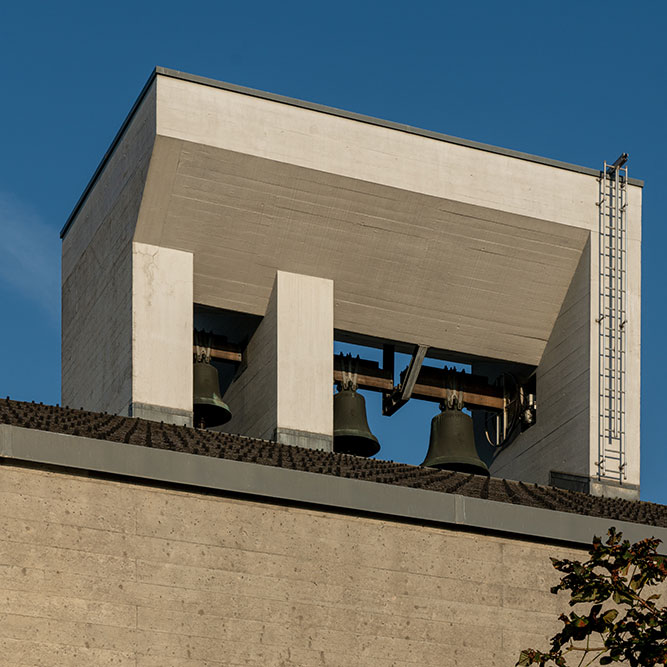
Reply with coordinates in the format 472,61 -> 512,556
596,154 -> 628,482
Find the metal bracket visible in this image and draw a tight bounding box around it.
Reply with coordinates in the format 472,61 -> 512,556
401,345 -> 428,400
383,344 -> 428,416
607,152 -> 628,175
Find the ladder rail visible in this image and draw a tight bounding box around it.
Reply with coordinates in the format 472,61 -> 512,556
597,158 -> 628,482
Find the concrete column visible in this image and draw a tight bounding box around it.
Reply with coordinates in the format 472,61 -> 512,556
131,242 -> 193,426
275,271 -> 334,449
220,270 -> 334,450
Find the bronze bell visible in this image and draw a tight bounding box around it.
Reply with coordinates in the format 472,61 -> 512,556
193,359 -> 232,428
333,387 -> 380,457
421,403 -> 489,476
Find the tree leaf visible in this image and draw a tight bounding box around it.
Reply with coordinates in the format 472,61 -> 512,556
516,650 -> 533,666
518,528 -> 666,667
602,609 -> 618,623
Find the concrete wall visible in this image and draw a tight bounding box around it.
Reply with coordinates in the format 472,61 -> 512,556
274,271 -> 333,448
0,461 -> 590,667
217,284 -> 278,441
60,70 -> 642,495
61,92 -> 195,426
131,242 -> 193,425
487,218 -> 641,499
490,240 -> 592,487
133,135 -> 590,367
155,75 -> 603,231
626,192 -> 642,489
219,271 -> 333,450
61,82 -> 156,416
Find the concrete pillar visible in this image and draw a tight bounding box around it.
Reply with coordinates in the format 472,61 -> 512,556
130,242 -> 193,426
220,270 -> 334,450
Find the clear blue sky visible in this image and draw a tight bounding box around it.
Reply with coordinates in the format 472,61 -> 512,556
1,1 -> 665,502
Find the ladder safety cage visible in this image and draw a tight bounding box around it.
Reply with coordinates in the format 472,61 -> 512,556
596,154 -> 628,483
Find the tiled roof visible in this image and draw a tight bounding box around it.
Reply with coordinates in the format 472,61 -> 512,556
1,398 -> 665,528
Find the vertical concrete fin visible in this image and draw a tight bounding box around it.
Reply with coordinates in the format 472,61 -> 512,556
131,242 -> 193,425
275,271 -> 333,449
218,270 -> 333,450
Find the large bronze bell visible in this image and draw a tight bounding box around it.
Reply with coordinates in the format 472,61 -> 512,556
421,403 -> 489,476
193,359 -> 232,428
333,387 -> 380,457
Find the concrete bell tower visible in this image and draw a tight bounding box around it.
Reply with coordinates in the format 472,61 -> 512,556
61,67 -> 642,498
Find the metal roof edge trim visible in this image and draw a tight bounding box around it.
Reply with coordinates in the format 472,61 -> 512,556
60,66 -> 644,239
1,424 -> 663,548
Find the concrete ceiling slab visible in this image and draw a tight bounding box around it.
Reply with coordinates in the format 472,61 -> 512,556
135,136 -> 589,365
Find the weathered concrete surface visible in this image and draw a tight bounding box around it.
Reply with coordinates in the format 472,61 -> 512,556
61,81 -> 156,416
490,240 -> 592,486
154,76 -> 602,230
0,461 -> 596,667
134,135 -> 590,367
60,69 -> 642,498
274,271 -> 333,447
131,242 -> 193,426
216,280 -> 278,441
3,423 -> 664,547
490,215 -> 641,495
219,271 -> 333,450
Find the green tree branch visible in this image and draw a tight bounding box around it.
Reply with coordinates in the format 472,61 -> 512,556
517,528 -> 667,667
